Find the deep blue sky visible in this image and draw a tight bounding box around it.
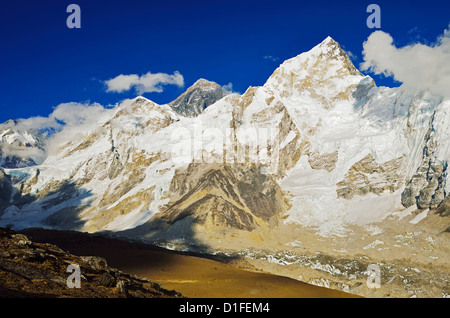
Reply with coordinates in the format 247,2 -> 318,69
1,0 -> 449,123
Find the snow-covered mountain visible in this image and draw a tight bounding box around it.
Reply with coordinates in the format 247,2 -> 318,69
1,35 -> 448,234
0,119 -> 46,169
0,36 -> 449,297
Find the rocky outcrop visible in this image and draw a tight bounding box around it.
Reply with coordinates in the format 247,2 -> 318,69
308,150 -> 338,172
402,117 -> 447,210
435,196 -> 450,218
0,227 -> 183,298
336,154 -> 404,199
156,163 -> 289,231
0,169 -> 12,214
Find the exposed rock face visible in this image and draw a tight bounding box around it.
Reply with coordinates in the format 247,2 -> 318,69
308,150 -> 338,172
0,169 -> 12,214
435,196 -> 450,218
157,163 -> 289,231
402,116 -> 447,209
337,154 -> 404,199
169,79 -> 230,117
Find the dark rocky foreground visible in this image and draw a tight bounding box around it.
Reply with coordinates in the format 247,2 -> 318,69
15,228 -> 357,298
0,227 -> 183,298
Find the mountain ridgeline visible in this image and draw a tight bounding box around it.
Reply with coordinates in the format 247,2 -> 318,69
0,37 -> 449,297
1,36 -> 448,234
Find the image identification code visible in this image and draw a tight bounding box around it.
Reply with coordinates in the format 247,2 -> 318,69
224,302 -> 270,313
179,302 -> 270,315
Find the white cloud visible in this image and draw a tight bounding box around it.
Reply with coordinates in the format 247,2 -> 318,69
5,102 -> 119,157
263,55 -> 280,62
222,82 -> 234,93
0,142 -> 46,162
341,45 -> 357,62
361,27 -> 450,98
104,71 -> 184,94
13,116 -> 60,131
45,102 -> 118,155
50,102 -> 112,127
11,102 -> 114,132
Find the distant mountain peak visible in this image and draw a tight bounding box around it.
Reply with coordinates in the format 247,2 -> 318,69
169,78 -> 229,117
0,120 -> 46,169
191,78 -> 221,89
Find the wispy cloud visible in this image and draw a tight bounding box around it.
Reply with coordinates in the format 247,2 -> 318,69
6,102 -> 119,157
11,116 -> 60,131
104,71 -> 184,94
46,102 -> 118,155
407,26 -> 426,43
341,45 -> 357,62
361,26 -> 450,98
222,82 -> 234,93
263,55 -> 280,62
346,50 -> 357,61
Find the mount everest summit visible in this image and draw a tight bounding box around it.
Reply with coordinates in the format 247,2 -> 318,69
0,37 -> 449,297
